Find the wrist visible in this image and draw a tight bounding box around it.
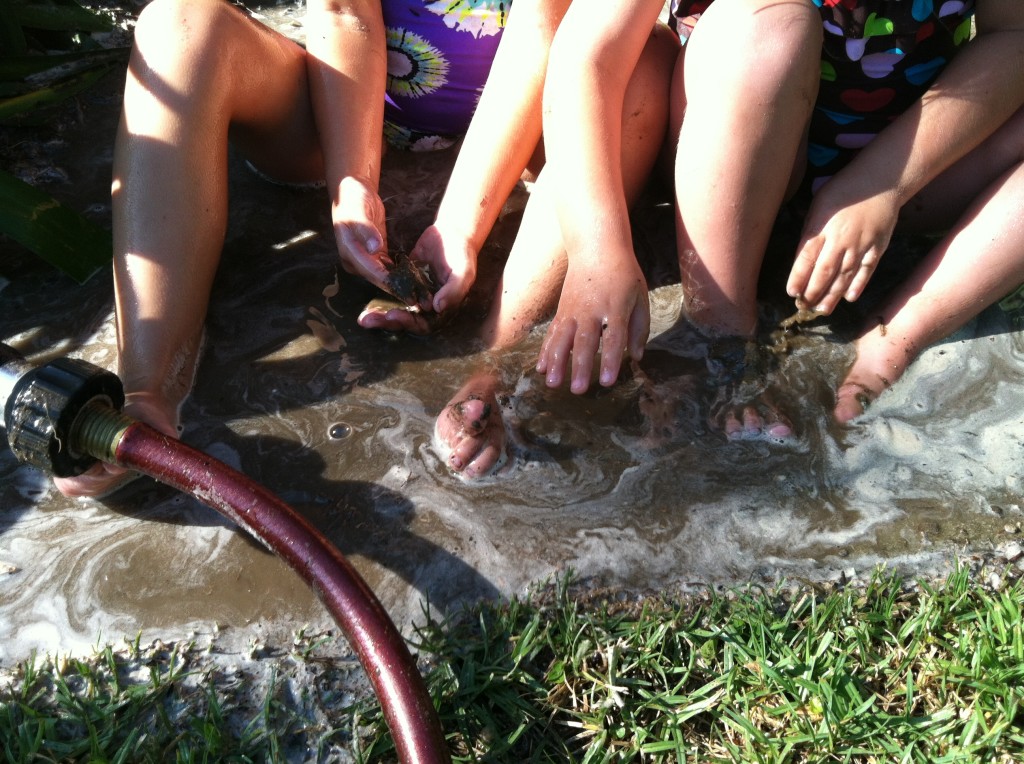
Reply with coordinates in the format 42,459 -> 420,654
432,211 -> 485,253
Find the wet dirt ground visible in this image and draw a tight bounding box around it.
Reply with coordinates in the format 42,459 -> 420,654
4,2 -> 1024,673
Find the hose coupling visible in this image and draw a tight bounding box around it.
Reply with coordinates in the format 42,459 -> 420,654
1,344 -> 125,477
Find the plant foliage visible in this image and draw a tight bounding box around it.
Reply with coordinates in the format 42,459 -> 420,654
1,0 -> 130,282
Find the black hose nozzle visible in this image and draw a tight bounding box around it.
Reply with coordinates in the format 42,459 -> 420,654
1,344 -> 124,478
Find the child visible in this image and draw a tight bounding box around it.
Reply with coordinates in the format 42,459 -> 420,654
537,0 -> 1024,440
55,0 -> 511,497
358,0 -> 680,477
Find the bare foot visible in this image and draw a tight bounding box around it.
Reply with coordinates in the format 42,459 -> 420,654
704,336 -> 794,442
53,391 -> 182,498
434,371 -> 507,479
833,322 -> 916,423
357,297 -> 435,335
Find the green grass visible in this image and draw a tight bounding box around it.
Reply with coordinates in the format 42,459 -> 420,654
3,563 -> 1024,763
359,563 -> 1024,763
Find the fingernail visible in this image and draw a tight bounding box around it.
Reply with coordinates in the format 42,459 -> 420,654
366,236 -> 381,253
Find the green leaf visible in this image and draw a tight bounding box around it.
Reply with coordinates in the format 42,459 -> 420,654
0,167 -> 111,283
0,3 -> 29,56
0,48 -> 128,80
0,63 -> 112,121
8,0 -> 113,34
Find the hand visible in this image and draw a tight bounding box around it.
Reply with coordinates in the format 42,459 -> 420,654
332,176 -> 391,291
356,223 -> 479,333
536,258 -> 650,394
787,186 -> 900,315
409,223 -> 479,314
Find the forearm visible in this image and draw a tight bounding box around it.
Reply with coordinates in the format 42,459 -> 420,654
305,0 -> 386,198
542,0 -> 662,270
434,0 -> 570,250
833,26 -> 1024,209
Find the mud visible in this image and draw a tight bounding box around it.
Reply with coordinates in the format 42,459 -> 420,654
3,2 -> 1024,671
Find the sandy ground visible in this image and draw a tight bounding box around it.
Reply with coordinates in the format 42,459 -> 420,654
4,4 -> 1024,757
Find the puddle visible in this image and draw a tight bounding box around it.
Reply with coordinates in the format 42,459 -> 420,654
2,3 -> 1024,664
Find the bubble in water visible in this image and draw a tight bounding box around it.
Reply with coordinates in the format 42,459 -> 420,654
328,422 -> 352,440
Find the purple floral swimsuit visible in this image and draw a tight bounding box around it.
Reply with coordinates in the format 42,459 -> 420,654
382,1 -> 511,151
669,0 -> 976,191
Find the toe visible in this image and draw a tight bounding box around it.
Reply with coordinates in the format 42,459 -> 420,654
834,382 -> 872,423
723,410 -> 745,440
741,405 -> 764,438
54,462 -> 133,499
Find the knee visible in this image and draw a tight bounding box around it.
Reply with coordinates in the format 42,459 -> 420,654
134,0 -> 233,57
690,0 -> 821,93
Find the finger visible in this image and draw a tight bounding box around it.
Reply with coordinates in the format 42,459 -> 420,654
787,236 -> 825,300
338,222 -> 389,286
844,247 -> 882,303
595,321 -> 626,389
817,245 -> 869,314
433,274 -> 471,314
569,321 -> 602,394
538,319 -> 576,388
626,298 -> 650,362
802,244 -> 848,309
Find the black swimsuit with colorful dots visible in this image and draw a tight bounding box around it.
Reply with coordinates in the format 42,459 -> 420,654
669,0 -> 976,191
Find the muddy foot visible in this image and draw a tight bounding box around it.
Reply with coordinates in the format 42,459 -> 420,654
434,372 -> 508,479
704,336 -> 795,443
832,322 -> 912,423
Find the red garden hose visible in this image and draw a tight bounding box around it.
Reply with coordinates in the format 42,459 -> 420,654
1,349 -> 450,763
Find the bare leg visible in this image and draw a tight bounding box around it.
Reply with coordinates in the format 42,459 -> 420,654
836,111 -> 1024,421
670,0 -> 820,439
56,0 -> 322,498
436,24 -> 680,477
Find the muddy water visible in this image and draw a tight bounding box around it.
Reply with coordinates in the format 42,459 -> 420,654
3,6 -> 1024,664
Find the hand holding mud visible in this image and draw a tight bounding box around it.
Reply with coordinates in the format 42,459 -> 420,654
357,223 -> 480,335
357,249 -> 443,335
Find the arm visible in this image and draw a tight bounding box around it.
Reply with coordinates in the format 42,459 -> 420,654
536,0 -> 665,393
788,0 -> 1024,313
366,0 -> 572,332
305,0 -> 391,290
